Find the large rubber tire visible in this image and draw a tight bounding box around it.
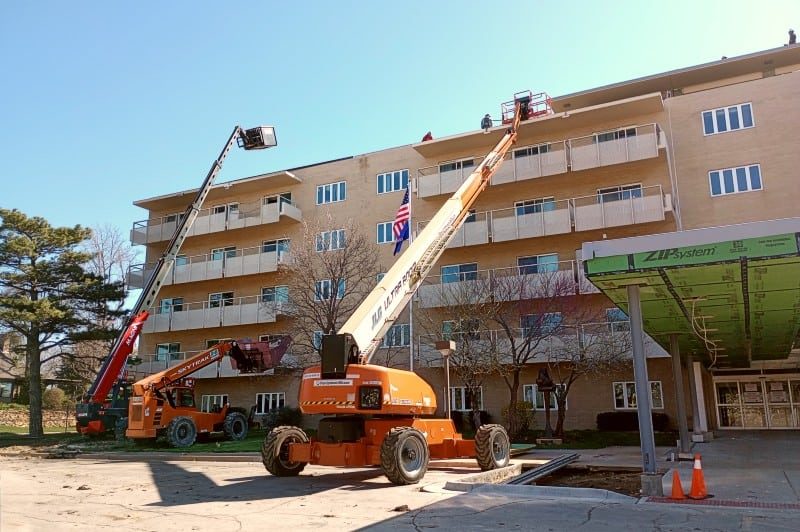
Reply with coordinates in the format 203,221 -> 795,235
380,427 -> 429,485
475,424 -> 510,471
262,426 -> 309,477
166,416 -> 197,448
223,411 -> 248,441
114,417 -> 128,442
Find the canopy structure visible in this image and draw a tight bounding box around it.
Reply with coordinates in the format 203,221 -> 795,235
582,218 -> 800,369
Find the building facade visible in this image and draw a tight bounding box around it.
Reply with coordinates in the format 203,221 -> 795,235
128,45 -> 800,433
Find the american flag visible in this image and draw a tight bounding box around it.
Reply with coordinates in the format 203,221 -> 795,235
393,187 -> 410,256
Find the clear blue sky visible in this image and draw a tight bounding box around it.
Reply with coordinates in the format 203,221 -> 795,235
2,0 -> 798,235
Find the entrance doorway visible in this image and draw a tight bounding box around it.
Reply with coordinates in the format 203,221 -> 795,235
715,377 -> 800,429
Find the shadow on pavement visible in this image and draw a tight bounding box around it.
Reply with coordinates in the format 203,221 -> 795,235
147,461 -> 390,506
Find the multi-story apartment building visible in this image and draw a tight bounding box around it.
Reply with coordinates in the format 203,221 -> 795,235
128,45 -> 800,434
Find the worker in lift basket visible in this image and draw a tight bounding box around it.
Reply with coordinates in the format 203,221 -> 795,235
481,113 -> 493,133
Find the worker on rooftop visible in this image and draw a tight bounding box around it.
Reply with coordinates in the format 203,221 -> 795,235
481,113 -> 493,133
789,29 -> 796,45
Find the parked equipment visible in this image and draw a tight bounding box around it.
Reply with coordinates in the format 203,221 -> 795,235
126,337 -> 290,447
76,125 -> 277,437
262,93 -> 549,484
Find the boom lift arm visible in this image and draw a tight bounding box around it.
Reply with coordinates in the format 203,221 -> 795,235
77,125 -> 276,435
321,100 -> 524,374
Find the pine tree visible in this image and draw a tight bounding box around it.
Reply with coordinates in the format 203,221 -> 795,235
0,209 -> 125,437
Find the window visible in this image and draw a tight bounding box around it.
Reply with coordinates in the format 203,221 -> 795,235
209,292 -> 234,308
515,197 -> 556,216
0,382 -> 12,399
315,279 -> 345,301
256,392 -> 286,414
606,308 -> 630,332
163,212 -> 181,223
206,338 -> 233,349
613,381 -> 664,410
523,383 -> 566,410
449,387 -> 483,412
312,331 -> 323,350
316,181 -> 347,205
441,263 -> 478,283
316,229 -> 346,251
261,285 -> 289,303
200,394 -> 228,413
158,297 -> 184,314
263,192 -> 293,208
382,324 -> 410,347
702,103 -> 754,135
709,164 -> 763,197
377,221 -> 395,244
155,343 -> 181,362
212,203 -> 238,216
175,254 -> 189,267
439,159 -> 475,173
464,209 -> 476,223
377,169 -> 409,194
521,313 -> 562,336
211,246 -> 236,261
514,143 -> 550,158
595,127 -> 636,143
442,319 -> 481,341
259,334 -> 289,343
262,239 -> 290,256
597,184 -> 642,203
517,254 -> 558,275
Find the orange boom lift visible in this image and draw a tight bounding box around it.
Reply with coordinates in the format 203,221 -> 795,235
262,92 -> 551,484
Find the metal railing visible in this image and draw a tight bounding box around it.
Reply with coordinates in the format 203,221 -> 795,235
571,184 -> 666,232
127,245 -> 288,288
141,293 -> 289,333
568,123 -> 660,172
131,197 -> 301,244
416,156 -> 484,197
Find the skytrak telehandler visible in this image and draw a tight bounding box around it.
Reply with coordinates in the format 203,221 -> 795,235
262,92 -> 552,484
126,336 -> 290,447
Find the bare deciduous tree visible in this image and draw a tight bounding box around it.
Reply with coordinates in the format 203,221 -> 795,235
279,215 -> 379,367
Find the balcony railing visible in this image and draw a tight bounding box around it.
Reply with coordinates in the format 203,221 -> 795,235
491,141 -> 569,186
568,123 -> 660,172
571,185 -> 668,233
415,186 -> 669,249
417,260 -> 596,309
127,246 -> 288,289
141,294 -> 287,333
414,321 -> 667,367
131,198 -> 302,245
415,123 -> 663,199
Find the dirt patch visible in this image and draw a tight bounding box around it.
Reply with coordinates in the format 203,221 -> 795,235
535,468 -> 643,497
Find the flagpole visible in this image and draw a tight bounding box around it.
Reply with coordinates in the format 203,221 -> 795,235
407,179 -> 414,372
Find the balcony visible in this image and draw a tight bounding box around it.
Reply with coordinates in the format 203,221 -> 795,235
417,213 -> 490,249
127,246 -> 287,289
141,294 -> 287,333
490,201 -> 572,242
417,260 -> 595,309
491,141 -> 568,186
414,322 -> 667,367
415,123 -> 663,199
568,123 -> 661,172
131,198 -> 302,245
572,185 -> 669,233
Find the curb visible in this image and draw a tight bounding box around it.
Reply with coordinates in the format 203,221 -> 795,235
474,483 -> 639,503
444,464 -> 522,492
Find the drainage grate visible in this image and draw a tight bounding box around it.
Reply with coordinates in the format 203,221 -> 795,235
647,497 -> 800,510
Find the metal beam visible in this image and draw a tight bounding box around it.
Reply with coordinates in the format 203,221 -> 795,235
627,284 -> 657,474
670,334 -> 691,454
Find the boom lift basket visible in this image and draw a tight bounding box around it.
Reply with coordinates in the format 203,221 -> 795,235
228,336 -> 291,374
238,126 -> 278,150
501,91 -> 553,124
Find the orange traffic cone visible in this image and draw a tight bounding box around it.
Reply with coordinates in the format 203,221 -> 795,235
688,453 -> 708,499
670,470 -> 686,500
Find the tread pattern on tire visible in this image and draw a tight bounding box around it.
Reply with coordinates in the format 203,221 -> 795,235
380,427 -> 429,485
223,411 -> 248,441
166,416 -> 197,448
262,425 -> 308,477
475,423 -> 510,471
